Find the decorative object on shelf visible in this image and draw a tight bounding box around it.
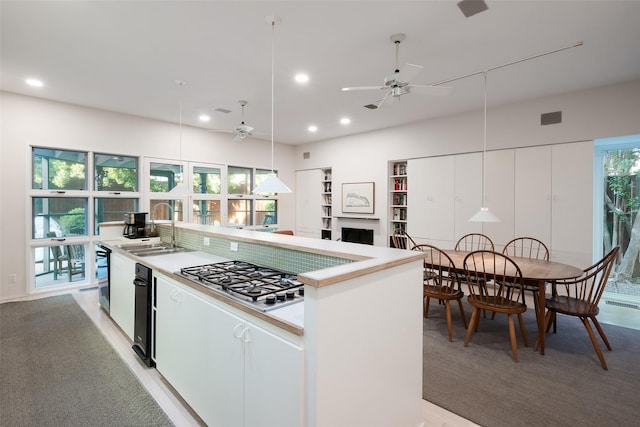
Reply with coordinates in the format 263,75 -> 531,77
342,182 -> 375,214
253,15 -> 292,194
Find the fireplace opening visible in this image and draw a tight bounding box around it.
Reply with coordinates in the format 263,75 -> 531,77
341,227 -> 374,245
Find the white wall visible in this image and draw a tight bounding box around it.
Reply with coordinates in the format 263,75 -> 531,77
294,79 -> 640,246
3,79 -> 640,299
0,92 -> 296,300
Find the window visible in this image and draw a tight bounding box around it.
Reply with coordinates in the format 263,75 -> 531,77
31,147 -> 140,290
228,166 -> 252,195
193,200 -> 221,225
95,153 -> 138,192
228,199 -> 251,227
150,199 -> 183,222
256,199 -> 277,225
193,166 -> 221,194
32,148 -> 87,190
150,162 -> 184,193
94,198 -> 138,234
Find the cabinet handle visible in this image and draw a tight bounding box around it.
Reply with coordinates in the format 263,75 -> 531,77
240,327 -> 251,343
171,291 -> 182,303
233,323 -> 244,339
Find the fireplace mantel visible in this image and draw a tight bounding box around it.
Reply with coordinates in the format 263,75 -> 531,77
334,216 -> 380,221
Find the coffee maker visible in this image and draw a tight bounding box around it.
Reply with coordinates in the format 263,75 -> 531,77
123,212 -> 147,238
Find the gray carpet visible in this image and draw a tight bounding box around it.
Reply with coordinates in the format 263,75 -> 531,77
423,300 -> 640,427
0,295 -> 173,427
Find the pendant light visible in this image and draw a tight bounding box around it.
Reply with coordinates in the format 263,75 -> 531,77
252,15 -> 292,194
469,71 -> 500,222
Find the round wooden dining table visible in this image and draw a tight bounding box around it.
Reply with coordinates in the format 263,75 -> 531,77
441,250 -> 584,355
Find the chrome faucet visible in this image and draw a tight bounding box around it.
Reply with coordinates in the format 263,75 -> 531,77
151,202 -> 177,248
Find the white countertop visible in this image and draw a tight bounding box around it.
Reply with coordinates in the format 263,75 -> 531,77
102,241 -> 306,330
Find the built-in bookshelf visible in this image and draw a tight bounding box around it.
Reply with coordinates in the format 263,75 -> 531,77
389,161 -> 408,248
321,168 -> 333,240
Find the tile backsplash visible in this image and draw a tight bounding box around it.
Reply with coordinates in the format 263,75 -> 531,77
159,227 -> 352,274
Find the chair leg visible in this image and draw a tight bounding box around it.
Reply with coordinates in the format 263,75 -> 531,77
424,296 -> 431,318
581,316 -> 608,370
507,314 -> 519,362
517,313 -> 529,347
445,301 -> 453,342
590,315 -> 612,351
535,308 -> 553,351
457,299 -> 468,329
464,308 -> 481,347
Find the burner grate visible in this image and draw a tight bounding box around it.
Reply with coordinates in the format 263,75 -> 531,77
177,260 -> 303,309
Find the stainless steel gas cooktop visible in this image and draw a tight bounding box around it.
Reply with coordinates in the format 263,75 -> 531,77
176,260 -> 303,312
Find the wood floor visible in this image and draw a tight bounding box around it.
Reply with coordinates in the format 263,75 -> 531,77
72,288 -> 478,427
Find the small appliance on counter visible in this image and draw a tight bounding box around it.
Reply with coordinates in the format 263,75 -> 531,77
123,212 -> 147,238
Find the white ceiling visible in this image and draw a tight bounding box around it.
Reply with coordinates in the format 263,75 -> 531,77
2,1 -> 640,145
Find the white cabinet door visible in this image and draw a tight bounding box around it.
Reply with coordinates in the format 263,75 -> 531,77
454,152 -> 482,240
551,141 -> 593,266
408,156 -> 455,246
155,276 -> 213,420
205,304 -> 245,427
109,252 -> 136,340
484,149 -> 515,251
515,146 -> 552,245
243,322 -> 304,427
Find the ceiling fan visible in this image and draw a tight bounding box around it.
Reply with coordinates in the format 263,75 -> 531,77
341,33 -> 451,109
209,100 -> 265,141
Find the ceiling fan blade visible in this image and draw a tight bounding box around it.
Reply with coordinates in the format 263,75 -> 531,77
237,124 -> 254,133
397,63 -> 423,83
341,85 -> 386,92
408,84 -> 452,96
207,129 -> 234,134
233,133 -> 245,142
375,91 -> 394,109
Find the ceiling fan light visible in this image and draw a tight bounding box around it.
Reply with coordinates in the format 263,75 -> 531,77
252,173 -> 292,194
469,207 -> 500,222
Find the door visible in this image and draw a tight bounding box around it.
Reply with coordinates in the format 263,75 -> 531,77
595,135 -> 640,308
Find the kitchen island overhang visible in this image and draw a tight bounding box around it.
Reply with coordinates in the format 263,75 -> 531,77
105,222 -> 427,427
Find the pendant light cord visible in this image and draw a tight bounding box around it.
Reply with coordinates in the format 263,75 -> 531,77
270,19 -> 275,174
482,71 -> 487,207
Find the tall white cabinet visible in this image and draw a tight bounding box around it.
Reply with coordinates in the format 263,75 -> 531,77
405,140 -> 593,263
408,156 -> 455,247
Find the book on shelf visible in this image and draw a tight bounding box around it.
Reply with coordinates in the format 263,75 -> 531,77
392,163 -> 407,176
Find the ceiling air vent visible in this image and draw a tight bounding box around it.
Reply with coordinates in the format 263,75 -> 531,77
457,0 -> 488,18
303,152 -> 310,159
215,108 -> 232,114
363,104 -> 378,110
541,111 -> 562,126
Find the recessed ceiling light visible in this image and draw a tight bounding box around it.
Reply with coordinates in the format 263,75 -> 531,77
26,78 -> 43,87
199,114 -> 210,122
340,117 -> 351,125
308,125 -> 318,133
295,73 -> 309,84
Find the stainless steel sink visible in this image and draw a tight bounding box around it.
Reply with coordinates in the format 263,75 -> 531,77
119,242 -> 194,257
118,242 -> 170,251
129,247 -> 194,257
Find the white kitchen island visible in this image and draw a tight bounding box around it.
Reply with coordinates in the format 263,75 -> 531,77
104,223 -> 426,427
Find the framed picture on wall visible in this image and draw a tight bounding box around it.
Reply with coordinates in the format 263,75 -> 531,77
342,182 -> 375,214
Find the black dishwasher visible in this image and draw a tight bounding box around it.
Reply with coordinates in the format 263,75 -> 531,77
132,263 -> 154,367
